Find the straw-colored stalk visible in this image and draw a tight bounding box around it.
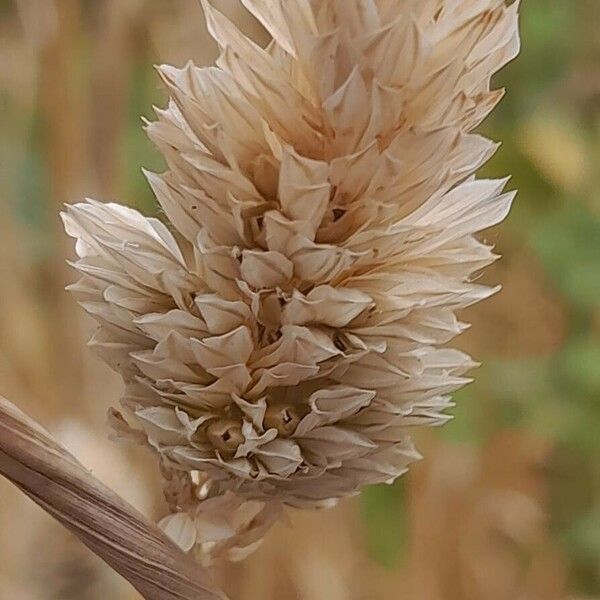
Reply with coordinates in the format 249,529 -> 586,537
0,395 -> 227,600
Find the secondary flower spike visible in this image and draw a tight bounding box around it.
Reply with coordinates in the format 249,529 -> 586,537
62,0 -> 520,562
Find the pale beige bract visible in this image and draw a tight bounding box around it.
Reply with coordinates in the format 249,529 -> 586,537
62,0 -> 520,562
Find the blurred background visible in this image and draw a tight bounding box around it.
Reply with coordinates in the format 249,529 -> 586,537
0,1 -> 599,598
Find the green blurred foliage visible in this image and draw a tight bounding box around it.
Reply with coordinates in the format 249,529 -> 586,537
123,59 -> 167,212
533,207 -> 600,314
362,481 -> 408,569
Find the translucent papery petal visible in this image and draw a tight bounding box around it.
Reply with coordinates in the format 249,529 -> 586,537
159,490 -> 283,564
281,287 -> 373,327
201,1 -> 324,155
240,0 -> 302,57
254,438 -> 303,477
159,512 -> 198,553
278,146 -> 330,238
63,202 -> 199,307
295,386 -> 376,435
333,437 -> 423,486
297,425 -> 376,465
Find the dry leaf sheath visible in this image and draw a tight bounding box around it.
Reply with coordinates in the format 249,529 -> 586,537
0,396 -> 227,600
62,0 -> 520,561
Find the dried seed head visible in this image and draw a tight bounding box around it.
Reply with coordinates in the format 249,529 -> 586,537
62,0 -> 520,562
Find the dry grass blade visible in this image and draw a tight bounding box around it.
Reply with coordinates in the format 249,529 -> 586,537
0,396 -> 228,600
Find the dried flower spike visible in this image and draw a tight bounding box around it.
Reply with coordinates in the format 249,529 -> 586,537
62,0 -> 520,562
